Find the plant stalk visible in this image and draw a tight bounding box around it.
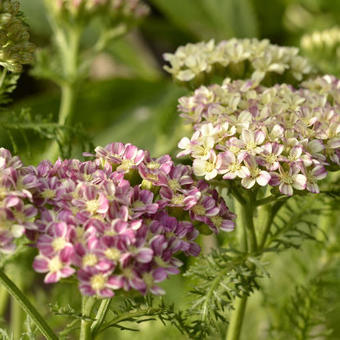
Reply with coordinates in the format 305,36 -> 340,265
0,269 -> 58,340
226,193 -> 258,340
79,296 -> 96,340
44,26 -> 81,162
225,295 -> 248,340
91,299 -> 112,337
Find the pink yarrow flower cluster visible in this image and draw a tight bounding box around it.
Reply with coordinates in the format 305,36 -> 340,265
177,77 -> 340,195
0,148 -> 38,253
29,143 -> 234,298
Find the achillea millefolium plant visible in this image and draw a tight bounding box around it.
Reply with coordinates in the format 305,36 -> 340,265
0,1 -> 339,340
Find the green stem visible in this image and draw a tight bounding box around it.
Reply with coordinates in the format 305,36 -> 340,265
225,296 -> 247,340
0,269 -> 58,340
11,294 -> 23,339
234,200 -> 248,253
79,296 -> 96,340
0,68 -> 7,88
255,194 -> 284,206
0,286 -> 8,316
91,299 -> 112,337
244,202 -> 257,253
226,193 -> 258,340
258,199 -> 288,250
44,26 -> 81,162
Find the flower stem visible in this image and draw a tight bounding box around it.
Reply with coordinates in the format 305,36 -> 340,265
225,295 -> 248,340
79,296 -> 96,340
0,269 -> 58,340
44,26 -> 81,162
91,299 -> 112,337
0,68 -> 7,88
226,194 -> 257,340
234,200 -> 248,252
258,199 -> 288,249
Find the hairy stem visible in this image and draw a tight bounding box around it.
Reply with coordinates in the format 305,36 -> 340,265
91,299 -> 112,337
0,269 -> 58,340
79,296 -> 96,340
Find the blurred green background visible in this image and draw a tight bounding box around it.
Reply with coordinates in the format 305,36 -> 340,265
0,0 -> 340,339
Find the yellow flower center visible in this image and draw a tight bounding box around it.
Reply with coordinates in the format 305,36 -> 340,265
147,162 -> 160,169
265,154 -> 277,164
171,194 -> 185,205
211,215 -> 223,228
281,173 -> 293,184
168,179 -> 181,191
205,161 -> 215,173
82,253 -> 98,267
229,163 -> 241,173
48,256 -> 63,272
90,274 -> 106,291
41,189 -> 55,199
52,237 -> 66,252
192,204 -> 205,215
104,248 -> 121,261
117,159 -> 134,172
143,273 -> 154,287
86,200 -> 99,214
0,187 -> 7,199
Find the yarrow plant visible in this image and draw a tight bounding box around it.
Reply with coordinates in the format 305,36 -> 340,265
0,1 -> 339,340
163,38 -> 340,340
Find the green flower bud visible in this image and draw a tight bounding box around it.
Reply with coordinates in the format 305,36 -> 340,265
0,0 -> 35,73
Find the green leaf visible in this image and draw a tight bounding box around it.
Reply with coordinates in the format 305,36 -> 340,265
2,78 -> 185,159
107,34 -> 162,81
149,0 -> 258,40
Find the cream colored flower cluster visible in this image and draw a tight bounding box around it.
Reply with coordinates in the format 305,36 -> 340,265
0,0 -> 35,72
46,0 -> 149,22
164,39 -> 312,86
301,27 -> 340,53
177,77 -> 340,195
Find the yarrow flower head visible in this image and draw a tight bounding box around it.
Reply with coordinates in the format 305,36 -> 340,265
46,0 -> 149,24
163,38 -> 312,87
0,0 -> 35,72
300,27 -> 340,75
0,148 -> 38,253
177,77 -> 340,196
29,143 -> 234,298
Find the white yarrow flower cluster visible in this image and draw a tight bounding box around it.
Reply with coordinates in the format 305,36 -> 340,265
177,77 -> 340,195
164,38 -> 312,86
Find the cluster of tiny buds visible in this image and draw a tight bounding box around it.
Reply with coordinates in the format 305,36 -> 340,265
48,0 -> 149,22
0,0 -> 35,73
301,27 -> 340,52
0,143 -> 235,298
177,77 -> 340,196
163,38 -> 312,87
